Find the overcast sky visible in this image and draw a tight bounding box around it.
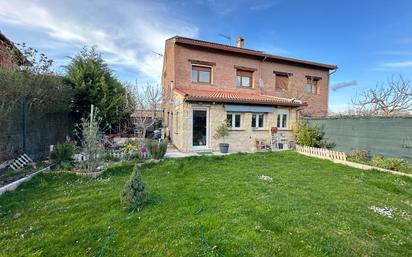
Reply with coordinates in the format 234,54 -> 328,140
1,0 -> 412,112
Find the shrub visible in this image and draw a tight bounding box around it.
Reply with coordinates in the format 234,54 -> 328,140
120,165 -> 148,210
370,156 -> 410,172
293,121 -> 320,147
146,139 -> 168,159
77,105 -> 106,173
348,149 -> 369,163
49,143 -> 74,167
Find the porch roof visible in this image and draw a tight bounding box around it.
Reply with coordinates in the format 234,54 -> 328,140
174,87 -> 306,107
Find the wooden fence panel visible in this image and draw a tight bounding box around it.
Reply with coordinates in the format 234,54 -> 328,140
296,145 -> 347,161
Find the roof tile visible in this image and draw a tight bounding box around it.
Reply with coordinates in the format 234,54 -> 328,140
175,87 -> 306,107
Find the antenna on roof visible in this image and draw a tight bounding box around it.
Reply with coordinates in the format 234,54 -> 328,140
218,33 -> 232,45
151,50 -> 163,57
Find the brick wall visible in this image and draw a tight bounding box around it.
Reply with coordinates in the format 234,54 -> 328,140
0,42 -> 14,69
163,41 -> 330,117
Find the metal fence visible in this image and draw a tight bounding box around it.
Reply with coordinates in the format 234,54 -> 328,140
306,116 -> 412,163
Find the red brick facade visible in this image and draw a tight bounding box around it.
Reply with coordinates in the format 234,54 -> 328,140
0,41 -> 14,69
162,36 -> 336,118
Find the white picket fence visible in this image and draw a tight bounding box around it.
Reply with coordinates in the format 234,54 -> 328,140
73,151 -> 151,162
295,145 -> 347,161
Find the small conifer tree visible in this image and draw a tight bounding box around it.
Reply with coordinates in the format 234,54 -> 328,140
120,164 -> 148,210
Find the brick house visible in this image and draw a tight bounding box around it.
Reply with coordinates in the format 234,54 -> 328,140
162,36 -> 337,153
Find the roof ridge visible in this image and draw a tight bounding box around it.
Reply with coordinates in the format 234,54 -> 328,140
169,35 -> 337,70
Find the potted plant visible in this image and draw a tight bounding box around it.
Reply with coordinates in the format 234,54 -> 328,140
213,120 -> 230,153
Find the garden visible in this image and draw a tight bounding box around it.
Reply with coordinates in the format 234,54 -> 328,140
1,151 -> 411,257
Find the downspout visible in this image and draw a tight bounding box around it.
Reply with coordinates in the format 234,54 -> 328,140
259,55 -> 268,91
327,67 -> 338,116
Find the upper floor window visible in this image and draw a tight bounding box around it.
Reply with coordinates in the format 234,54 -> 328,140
275,74 -> 289,91
227,113 -> 243,129
236,70 -> 253,87
306,76 -> 321,94
251,113 -> 264,128
192,65 -> 211,83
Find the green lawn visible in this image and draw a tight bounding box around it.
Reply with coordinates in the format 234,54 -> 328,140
0,151 -> 411,257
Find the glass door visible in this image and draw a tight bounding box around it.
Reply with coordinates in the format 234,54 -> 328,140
192,109 -> 208,148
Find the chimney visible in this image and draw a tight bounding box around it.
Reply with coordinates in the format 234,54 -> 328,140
236,37 -> 244,48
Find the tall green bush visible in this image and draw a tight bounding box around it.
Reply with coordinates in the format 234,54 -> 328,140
64,47 -> 129,130
120,164 -> 148,210
147,139 -> 168,159
0,42 -> 72,119
293,121 -> 321,147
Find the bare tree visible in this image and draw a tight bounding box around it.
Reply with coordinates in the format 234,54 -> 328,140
126,83 -> 162,138
352,75 -> 412,116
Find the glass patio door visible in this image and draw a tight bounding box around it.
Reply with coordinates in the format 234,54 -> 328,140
192,109 -> 208,148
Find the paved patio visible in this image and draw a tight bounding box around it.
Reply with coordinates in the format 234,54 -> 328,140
164,144 -> 232,158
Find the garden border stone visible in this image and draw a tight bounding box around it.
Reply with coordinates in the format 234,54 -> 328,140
0,166 -> 51,196
45,169 -> 104,178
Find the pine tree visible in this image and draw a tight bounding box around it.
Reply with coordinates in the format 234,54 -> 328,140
120,164 -> 148,210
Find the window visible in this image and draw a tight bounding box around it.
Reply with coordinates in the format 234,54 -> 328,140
275,74 -> 289,90
306,77 -> 319,94
236,70 -> 253,87
227,113 -> 242,128
277,112 -> 288,128
191,65 -> 211,83
251,113 -> 264,128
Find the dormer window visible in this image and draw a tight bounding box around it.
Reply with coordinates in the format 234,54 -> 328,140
236,70 -> 253,87
191,65 -> 211,83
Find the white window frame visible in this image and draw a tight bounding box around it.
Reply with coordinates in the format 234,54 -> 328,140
251,113 -> 265,129
227,112 -> 243,129
191,107 -> 209,149
277,110 -> 289,129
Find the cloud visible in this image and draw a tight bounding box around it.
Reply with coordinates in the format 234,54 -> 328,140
382,61 -> 412,68
0,0 -> 199,83
249,2 -> 278,11
332,80 -> 358,91
200,0 -> 279,15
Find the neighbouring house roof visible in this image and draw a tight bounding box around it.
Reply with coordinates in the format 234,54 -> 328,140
174,87 -> 306,107
0,31 -> 30,66
169,36 -> 337,70
131,109 -> 163,118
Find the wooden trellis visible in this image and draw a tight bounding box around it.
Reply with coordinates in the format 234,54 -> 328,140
9,154 -> 34,170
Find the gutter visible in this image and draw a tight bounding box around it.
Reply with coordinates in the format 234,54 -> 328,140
329,67 -> 338,76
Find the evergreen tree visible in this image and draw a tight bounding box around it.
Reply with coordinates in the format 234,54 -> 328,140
65,47 -> 129,131
120,164 -> 148,210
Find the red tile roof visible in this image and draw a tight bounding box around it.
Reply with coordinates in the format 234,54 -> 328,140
169,36 -> 337,70
174,87 -> 306,107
